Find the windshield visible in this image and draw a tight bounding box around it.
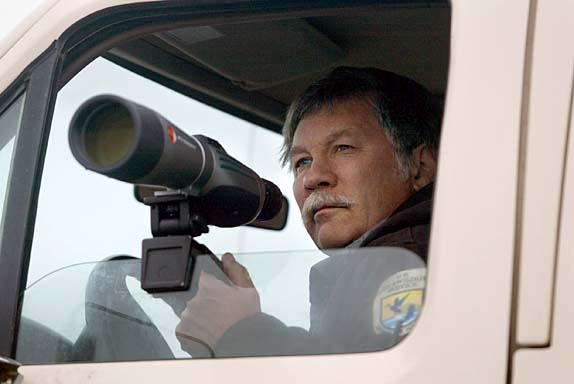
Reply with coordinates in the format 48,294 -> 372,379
16,246 -> 425,362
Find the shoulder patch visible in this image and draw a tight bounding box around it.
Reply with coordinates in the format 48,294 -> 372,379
373,268 -> 426,336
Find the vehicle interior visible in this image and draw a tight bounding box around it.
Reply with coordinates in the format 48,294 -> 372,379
15,0 -> 451,364
63,1 -> 451,133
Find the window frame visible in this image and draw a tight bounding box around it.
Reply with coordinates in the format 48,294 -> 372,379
0,0 -> 450,360
0,47 -> 60,357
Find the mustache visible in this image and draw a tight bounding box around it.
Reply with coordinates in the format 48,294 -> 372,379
301,193 -> 354,225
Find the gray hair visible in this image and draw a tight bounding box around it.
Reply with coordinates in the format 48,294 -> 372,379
281,67 -> 443,176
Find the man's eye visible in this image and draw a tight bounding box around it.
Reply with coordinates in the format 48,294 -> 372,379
337,144 -> 352,152
294,158 -> 311,170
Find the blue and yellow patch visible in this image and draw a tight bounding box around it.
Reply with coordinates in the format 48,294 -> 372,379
373,268 -> 426,336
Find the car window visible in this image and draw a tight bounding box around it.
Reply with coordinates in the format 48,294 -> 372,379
17,247 -> 424,362
15,57 -> 431,363
16,3 -> 448,362
0,93 -> 25,244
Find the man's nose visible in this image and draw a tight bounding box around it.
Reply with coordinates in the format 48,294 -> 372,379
303,158 -> 336,191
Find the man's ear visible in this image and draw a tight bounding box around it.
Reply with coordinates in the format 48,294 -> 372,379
410,144 -> 437,191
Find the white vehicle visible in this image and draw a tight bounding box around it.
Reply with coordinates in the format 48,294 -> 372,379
0,0 -> 572,383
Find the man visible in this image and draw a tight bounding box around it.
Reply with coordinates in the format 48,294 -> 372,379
176,67 -> 442,357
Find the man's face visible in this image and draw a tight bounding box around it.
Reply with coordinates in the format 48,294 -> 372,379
290,98 -> 415,249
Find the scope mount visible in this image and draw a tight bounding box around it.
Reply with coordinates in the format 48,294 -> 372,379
140,191 -> 218,293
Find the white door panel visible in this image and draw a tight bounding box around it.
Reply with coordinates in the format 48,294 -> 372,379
516,0 -> 574,345
513,67 -> 574,384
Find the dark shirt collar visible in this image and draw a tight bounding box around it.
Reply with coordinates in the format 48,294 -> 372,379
392,183 -> 434,216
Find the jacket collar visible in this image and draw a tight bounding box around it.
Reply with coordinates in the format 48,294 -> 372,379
347,183 -> 434,249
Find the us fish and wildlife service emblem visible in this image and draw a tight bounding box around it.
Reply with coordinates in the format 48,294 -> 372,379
373,268 -> 426,336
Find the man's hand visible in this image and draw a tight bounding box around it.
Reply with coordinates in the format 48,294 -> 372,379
221,252 -> 255,288
175,253 -> 260,356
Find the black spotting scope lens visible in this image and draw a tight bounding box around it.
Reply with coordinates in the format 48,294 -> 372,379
81,103 -> 135,167
69,95 -> 287,228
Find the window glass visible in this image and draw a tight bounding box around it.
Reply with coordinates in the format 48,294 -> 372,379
16,56 -> 432,363
17,2 -> 448,362
0,93 -> 25,243
17,247 -> 424,362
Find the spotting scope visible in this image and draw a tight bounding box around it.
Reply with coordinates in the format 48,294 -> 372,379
68,94 -> 283,228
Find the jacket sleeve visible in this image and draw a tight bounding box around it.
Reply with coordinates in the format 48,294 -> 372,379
214,247 -> 426,357
214,313 -> 335,357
